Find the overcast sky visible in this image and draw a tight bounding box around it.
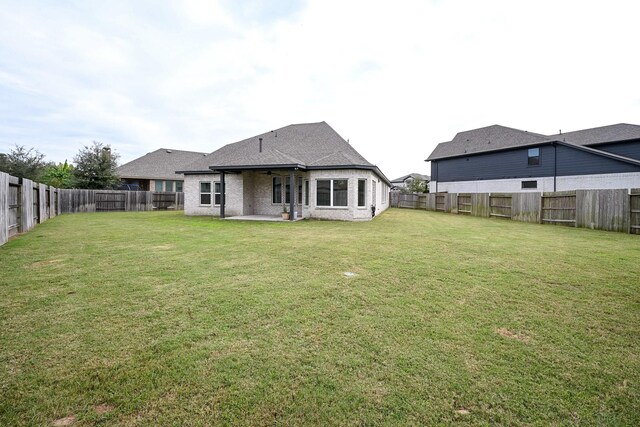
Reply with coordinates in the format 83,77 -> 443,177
1,0 -> 639,180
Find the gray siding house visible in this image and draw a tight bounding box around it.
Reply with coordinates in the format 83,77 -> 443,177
426,123 -> 640,193
177,122 -> 391,221
117,148 -> 207,191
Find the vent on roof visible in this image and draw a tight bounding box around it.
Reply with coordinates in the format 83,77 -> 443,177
259,137 -> 263,153
166,149 -> 172,153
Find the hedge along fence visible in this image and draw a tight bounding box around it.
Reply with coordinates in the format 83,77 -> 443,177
0,171 -> 185,246
390,189 -> 640,235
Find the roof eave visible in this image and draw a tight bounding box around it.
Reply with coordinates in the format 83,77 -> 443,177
209,163 -> 307,172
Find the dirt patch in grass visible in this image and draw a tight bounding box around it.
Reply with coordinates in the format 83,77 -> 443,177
496,328 -> 530,342
152,245 -> 174,250
52,415 -> 75,426
95,404 -> 114,414
29,259 -> 62,268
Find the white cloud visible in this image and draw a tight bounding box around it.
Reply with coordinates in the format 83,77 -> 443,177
0,0 -> 639,179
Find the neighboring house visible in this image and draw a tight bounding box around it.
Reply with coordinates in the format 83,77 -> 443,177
177,121 -> 391,221
426,123 -> 640,193
117,148 -> 207,191
390,173 -> 430,190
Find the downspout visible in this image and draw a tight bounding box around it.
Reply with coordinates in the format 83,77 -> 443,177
289,169 -> 295,221
220,171 -> 226,219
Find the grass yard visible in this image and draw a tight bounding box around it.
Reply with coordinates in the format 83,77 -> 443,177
1,209 -> 639,426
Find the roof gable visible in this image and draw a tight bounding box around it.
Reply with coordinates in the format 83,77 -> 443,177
180,121 -> 374,171
117,148 -> 207,180
427,125 -> 547,160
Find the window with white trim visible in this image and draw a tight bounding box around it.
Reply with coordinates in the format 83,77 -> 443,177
214,182 -> 222,205
317,179 -> 348,207
528,148 -> 540,166
200,181 -> 212,205
357,179 -> 366,207
382,183 -> 387,203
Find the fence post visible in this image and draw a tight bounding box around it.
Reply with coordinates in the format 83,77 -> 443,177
0,172 -> 9,246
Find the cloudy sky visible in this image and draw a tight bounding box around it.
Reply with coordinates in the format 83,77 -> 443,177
1,0 -> 639,179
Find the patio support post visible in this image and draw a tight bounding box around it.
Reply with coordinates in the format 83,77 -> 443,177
220,171 -> 225,219
289,169 -> 295,221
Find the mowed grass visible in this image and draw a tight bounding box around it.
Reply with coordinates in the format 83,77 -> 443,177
0,209 -> 638,426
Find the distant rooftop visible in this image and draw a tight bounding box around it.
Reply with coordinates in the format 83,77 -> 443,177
117,148 -> 207,180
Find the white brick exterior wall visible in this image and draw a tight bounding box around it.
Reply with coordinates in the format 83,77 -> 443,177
184,169 -> 390,221
432,171 -> 640,193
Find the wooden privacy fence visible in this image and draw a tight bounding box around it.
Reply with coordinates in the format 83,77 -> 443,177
58,190 -> 184,213
0,171 -> 184,246
390,189 -> 640,235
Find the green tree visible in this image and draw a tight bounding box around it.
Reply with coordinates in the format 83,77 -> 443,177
72,141 -> 120,189
42,160 -> 75,188
0,144 -> 48,181
404,177 -> 428,194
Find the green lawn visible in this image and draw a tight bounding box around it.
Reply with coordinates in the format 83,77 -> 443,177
1,209 -> 639,426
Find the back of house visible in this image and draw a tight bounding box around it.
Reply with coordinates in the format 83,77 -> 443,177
177,121 -> 391,221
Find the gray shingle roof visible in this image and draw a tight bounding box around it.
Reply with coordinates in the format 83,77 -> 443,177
117,148 -> 207,180
178,121 -> 389,184
391,173 -> 430,183
426,123 -> 640,161
547,123 -> 640,146
427,125 -> 548,160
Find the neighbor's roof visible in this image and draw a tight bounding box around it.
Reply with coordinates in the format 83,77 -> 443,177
117,148 -> 208,180
178,121 -> 391,185
427,125 -> 547,161
426,123 -> 640,161
391,173 -> 430,183
547,123 -> 640,146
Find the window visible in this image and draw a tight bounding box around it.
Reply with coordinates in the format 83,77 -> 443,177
522,180 -> 537,189
155,180 -> 163,192
200,182 -> 212,205
317,180 -> 331,206
528,148 -> 540,166
304,180 -> 309,205
357,179 -> 366,207
297,177 -> 302,205
272,177 -> 282,204
382,184 -> 387,203
214,182 -> 222,205
285,177 -> 292,204
176,181 -> 183,192
317,179 -> 348,207
333,179 -> 348,206
165,181 -> 174,192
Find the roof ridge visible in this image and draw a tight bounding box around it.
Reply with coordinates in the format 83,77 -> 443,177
457,124 -> 548,138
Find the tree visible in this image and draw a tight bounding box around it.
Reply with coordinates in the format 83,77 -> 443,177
404,177 -> 428,194
42,160 -> 75,188
72,141 -> 120,189
0,144 -> 48,181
